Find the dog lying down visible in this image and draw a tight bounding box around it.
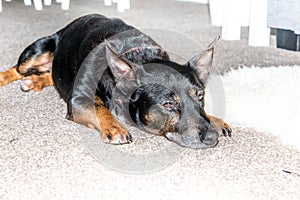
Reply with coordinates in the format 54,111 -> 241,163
0,14 -> 231,149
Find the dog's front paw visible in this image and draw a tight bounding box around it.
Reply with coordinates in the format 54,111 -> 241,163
219,122 -> 232,137
100,120 -> 132,144
94,101 -> 132,145
207,115 -> 232,137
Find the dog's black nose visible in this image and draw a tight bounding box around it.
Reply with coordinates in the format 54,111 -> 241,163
200,128 -> 218,146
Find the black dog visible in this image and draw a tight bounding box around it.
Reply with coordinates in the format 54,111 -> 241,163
0,14 -> 231,149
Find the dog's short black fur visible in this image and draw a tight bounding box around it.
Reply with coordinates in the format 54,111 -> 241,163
0,14 -> 231,149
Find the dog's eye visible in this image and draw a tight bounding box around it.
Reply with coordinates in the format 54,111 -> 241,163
196,90 -> 204,102
163,101 -> 175,110
163,101 -> 175,111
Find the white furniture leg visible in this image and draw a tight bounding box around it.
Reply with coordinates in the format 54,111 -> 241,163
209,0 -> 224,26
222,0 -> 241,40
104,0 -> 112,6
248,0 -> 270,46
117,0 -> 130,12
104,0 -> 130,12
0,0 -> 69,11
239,0 -> 250,26
124,0 -> 130,9
44,0 -> 52,6
61,0 -> 70,10
117,0 -> 125,12
33,0 -> 43,10
24,0 -> 32,6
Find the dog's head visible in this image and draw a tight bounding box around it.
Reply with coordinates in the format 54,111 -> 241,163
106,37 -> 220,149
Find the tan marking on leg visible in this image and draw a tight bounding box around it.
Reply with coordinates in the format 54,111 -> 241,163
18,52 -> 53,74
0,66 -> 24,86
69,96 -> 131,144
94,98 -> 131,144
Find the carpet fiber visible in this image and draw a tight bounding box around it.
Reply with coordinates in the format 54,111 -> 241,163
0,0 -> 300,199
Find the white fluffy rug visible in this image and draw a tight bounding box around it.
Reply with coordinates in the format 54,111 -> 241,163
206,66 -> 300,150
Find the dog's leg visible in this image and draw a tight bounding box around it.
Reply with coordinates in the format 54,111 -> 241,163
0,66 -> 24,86
16,34 -> 58,75
17,49 -> 54,91
20,73 -> 53,92
206,115 -> 232,137
95,98 -> 132,144
0,34 -> 58,91
67,96 -> 132,144
0,65 -> 54,91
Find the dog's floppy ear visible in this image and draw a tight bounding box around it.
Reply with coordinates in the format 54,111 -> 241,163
187,36 -> 220,84
105,41 -> 135,81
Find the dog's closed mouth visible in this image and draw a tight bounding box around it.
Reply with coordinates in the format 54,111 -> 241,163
165,130 -> 218,149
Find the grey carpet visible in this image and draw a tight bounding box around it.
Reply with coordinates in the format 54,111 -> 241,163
0,0 -> 299,199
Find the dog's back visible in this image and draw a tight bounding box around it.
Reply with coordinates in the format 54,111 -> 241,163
52,14 -> 135,101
